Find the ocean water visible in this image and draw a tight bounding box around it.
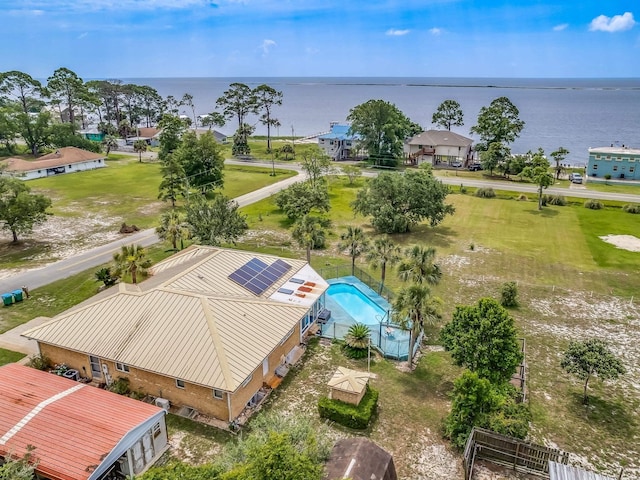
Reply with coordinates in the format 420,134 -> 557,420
125,77 -> 640,165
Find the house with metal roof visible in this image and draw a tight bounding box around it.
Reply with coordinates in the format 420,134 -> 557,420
0,146 -> 107,180
587,145 -> 640,180
318,122 -> 360,160
22,246 -> 329,425
0,363 -> 168,480
404,130 -> 474,166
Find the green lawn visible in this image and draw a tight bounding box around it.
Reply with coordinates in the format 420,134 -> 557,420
0,347 -> 26,366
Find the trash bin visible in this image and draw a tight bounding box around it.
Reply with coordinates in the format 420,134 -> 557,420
11,289 -> 23,302
2,293 -> 14,306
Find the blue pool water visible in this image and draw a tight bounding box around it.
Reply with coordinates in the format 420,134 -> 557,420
323,277 -> 413,360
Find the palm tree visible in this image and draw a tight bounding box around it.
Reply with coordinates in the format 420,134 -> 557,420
392,284 -> 442,360
366,236 -> 401,293
338,226 -> 369,276
113,244 -> 152,284
156,210 -> 190,251
292,215 -> 326,263
102,135 -> 118,157
397,245 -> 442,286
133,139 -> 147,162
344,323 -> 371,359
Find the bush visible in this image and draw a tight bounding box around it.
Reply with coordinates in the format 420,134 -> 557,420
475,187 -> 496,198
584,199 -> 603,210
27,353 -> 52,371
516,194 -> 528,201
500,281 -> 518,307
459,184 -> 467,194
108,377 -> 131,395
318,385 -> 378,429
623,204 -> 640,214
545,194 -> 567,206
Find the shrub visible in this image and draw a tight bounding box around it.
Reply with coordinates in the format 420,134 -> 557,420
500,281 -> 518,308
27,353 -> 52,371
459,184 -> 467,194
318,385 -> 378,429
516,194 -> 528,201
343,323 -> 371,359
546,194 -> 567,206
623,204 -> 640,214
108,377 -> 131,395
584,199 -> 603,210
475,187 -> 496,198
604,174 -> 612,180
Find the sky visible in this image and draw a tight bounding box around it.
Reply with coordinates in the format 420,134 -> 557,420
0,0 -> 638,78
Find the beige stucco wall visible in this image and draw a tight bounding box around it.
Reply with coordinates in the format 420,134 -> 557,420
329,388 -> 364,405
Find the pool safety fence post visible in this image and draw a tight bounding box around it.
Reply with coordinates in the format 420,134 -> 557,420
367,336 -> 371,372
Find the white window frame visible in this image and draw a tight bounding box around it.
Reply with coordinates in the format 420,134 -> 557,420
176,379 -> 185,389
213,389 -> 224,400
115,362 -> 130,373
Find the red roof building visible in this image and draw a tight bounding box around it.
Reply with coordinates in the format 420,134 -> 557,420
0,363 -> 168,480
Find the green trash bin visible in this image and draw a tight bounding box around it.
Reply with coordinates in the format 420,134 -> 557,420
11,289 -> 23,302
2,293 -> 14,306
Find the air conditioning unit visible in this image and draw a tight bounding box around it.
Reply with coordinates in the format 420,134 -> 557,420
155,398 -> 170,411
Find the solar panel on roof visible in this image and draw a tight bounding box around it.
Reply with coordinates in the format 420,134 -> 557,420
227,258 -> 293,296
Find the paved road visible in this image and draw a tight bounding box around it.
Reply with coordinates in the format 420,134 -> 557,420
0,162 -> 304,294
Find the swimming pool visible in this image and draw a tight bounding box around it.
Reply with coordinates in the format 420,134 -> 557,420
322,276 -> 413,360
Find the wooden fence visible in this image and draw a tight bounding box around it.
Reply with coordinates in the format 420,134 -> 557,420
463,428 -> 569,480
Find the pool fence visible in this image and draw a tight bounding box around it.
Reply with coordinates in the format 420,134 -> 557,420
318,264 -> 395,303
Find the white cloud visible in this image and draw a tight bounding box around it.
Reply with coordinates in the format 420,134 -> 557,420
78,32 -> 88,39
386,29 -> 410,36
553,23 -> 568,32
429,27 -> 442,36
589,12 -> 636,32
261,39 -> 276,54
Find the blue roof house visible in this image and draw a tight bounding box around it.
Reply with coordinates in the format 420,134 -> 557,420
318,123 -> 360,160
588,145 -> 640,180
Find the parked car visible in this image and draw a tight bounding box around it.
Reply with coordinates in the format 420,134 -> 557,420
451,161 -> 463,168
569,173 -> 583,184
468,163 -> 482,171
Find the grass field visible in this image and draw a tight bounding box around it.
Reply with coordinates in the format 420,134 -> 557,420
0,347 -> 25,366
1,172 -> 638,479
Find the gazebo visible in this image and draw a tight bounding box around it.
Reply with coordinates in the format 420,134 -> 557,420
327,366 -> 370,405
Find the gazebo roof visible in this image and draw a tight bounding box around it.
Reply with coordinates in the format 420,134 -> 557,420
327,366 -> 370,394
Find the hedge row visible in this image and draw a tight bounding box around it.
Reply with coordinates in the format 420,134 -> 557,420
318,386 -> 379,429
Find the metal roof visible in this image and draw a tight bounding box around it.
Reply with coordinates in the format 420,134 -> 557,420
549,461 -> 617,480
588,146 -> 640,155
0,363 -> 164,480
406,129 -> 473,147
23,247 -> 327,392
327,366 -> 370,394
323,438 -> 397,480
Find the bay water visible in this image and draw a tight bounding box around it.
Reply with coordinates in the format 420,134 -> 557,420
126,77 -> 640,166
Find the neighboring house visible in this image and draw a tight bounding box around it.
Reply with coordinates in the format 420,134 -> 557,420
404,130 -> 474,166
0,146 -> 107,180
588,145 -> 639,180
23,246 -> 329,424
79,128 -> 106,142
318,123 -> 360,160
0,363 -> 168,480
128,127 -> 161,147
323,438 -> 398,480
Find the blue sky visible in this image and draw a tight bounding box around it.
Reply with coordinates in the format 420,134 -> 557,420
0,0 -> 638,78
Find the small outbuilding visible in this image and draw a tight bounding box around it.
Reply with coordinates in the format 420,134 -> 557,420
0,363 -> 168,479
327,366 -> 370,405
324,437 -> 397,480
549,461 -> 617,480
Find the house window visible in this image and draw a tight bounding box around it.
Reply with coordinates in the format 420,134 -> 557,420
629,158 -> 636,163
630,167 -> 635,173
68,165 -> 72,168
593,164 -> 598,170
176,379 -> 185,389
606,156 -> 611,160
595,155 -> 600,159
240,374 -> 253,388
115,362 -> 129,373
615,157 -> 623,161
38,170 -> 41,173
613,165 -> 618,171
213,389 -> 224,399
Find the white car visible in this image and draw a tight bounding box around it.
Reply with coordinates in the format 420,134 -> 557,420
569,173 -> 583,184
451,161 -> 463,168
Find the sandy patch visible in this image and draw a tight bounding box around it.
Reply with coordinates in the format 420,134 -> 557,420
599,234 -> 640,252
